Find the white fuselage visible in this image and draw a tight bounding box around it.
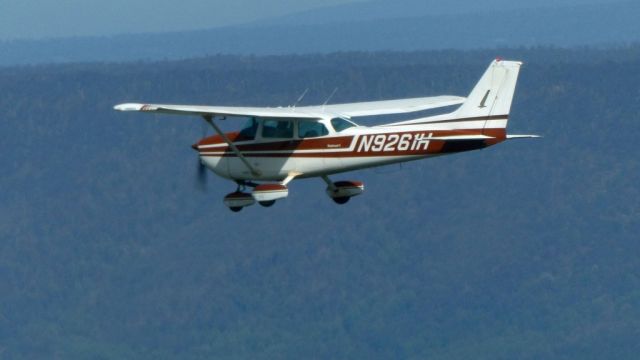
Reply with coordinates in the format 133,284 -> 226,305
197,116 -> 506,181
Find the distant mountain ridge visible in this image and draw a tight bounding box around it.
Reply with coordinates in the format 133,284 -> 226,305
1,0 -> 638,66
257,0 -> 617,26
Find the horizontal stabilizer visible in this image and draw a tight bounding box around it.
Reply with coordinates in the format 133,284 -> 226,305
429,134 -> 495,141
506,134 -> 541,140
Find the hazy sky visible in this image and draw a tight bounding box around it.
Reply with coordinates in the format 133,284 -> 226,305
0,0 -> 361,40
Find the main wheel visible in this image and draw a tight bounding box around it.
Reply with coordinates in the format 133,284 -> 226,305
229,206 -> 243,212
259,200 -> 276,207
332,196 -> 350,205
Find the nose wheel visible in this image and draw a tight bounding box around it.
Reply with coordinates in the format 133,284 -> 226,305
223,188 -> 255,212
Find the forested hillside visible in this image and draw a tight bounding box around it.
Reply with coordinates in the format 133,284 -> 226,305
1,48 -> 639,359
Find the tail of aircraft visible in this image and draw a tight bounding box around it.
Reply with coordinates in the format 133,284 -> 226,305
453,59 -> 522,127
386,59 -> 534,138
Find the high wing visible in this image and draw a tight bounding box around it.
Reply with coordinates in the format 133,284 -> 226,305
114,103 -> 323,119
113,96 -> 465,120
305,96 -> 465,118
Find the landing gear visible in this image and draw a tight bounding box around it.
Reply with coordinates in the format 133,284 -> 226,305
223,181 -> 289,212
322,176 -> 364,205
224,190 -> 254,212
223,182 -> 255,212
223,174 -> 365,210
252,184 -> 288,205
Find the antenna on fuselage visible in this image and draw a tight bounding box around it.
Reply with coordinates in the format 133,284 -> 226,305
322,87 -> 339,111
292,88 -> 309,109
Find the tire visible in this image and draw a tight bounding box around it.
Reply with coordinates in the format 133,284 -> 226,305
332,196 -> 350,205
259,200 -> 276,207
229,206 -> 243,212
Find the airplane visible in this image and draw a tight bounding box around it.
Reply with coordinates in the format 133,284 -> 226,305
115,59 -> 538,212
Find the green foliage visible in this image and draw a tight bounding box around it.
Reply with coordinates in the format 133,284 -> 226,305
0,48 -> 639,359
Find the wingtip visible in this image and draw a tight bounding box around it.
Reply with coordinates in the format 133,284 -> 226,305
492,59 -> 524,67
113,103 -> 142,111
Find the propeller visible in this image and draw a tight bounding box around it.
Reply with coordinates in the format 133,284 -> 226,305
195,158 -> 208,191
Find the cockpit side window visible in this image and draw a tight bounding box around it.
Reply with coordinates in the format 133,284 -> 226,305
262,119 -> 294,139
299,121 -> 329,138
331,118 -> 357,132
238,117 -> 259,140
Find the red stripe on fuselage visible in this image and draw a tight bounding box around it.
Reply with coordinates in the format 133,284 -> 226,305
198,128 -> 506,158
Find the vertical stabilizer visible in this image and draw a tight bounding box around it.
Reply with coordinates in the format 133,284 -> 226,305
453,59 -> 522,122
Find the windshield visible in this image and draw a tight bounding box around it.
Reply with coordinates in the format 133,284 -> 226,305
331,118 -> 357,132
238,117 -> 258,140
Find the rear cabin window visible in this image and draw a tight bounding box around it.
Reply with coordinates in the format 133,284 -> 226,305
331,118 -> 357,132
262,119 -> 294,139
238,117 -> 259,140
299,121 -> 329,138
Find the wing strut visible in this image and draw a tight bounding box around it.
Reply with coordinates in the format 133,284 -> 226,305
321,175 -> 337,191
203,116 -> 261,177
